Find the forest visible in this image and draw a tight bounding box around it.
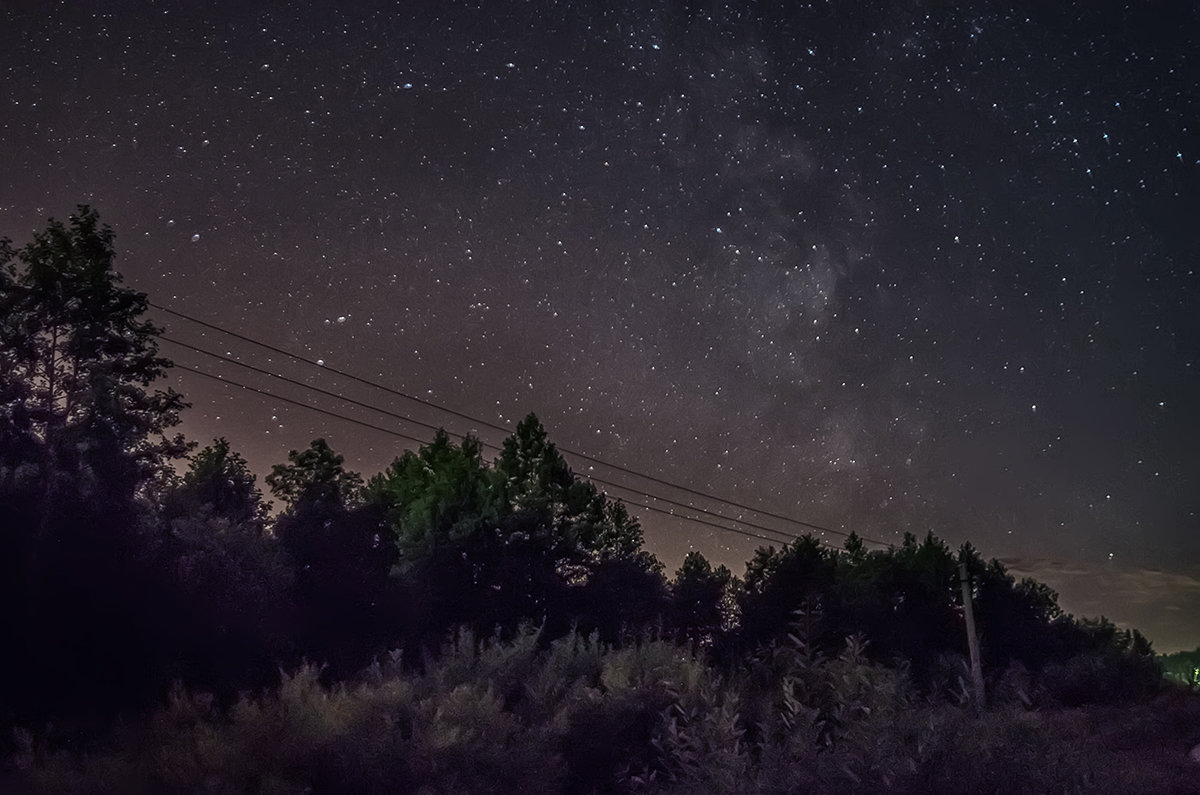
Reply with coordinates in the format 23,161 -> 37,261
2,208 -> 1198,792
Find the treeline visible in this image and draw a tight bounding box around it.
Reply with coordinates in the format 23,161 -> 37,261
0,209 -> 1176,790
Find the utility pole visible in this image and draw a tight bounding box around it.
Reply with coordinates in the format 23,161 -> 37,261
959,562 -> 986,710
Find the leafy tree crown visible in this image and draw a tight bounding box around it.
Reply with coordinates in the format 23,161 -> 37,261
0,205 -> 187,496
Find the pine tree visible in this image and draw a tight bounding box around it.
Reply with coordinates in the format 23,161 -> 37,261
495,413 -> 646,561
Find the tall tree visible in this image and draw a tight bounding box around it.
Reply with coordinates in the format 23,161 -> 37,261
0,205 -> 187,510
365,430 -> 511,642
495,413 -> 574,514
366,417 -> 664,647
0,206 -> 188,721
495,413 -> 647,562
365,429 -> 497,558
157,439 -> 292,695
268,439 -> 395,673
737,536 -> 836,652
669,551 -> 735,647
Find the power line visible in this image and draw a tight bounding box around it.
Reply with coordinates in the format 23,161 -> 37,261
151,302 -> 509,430
152,301 -> 889,547
162,336 -> 450,439
174,364 -> 430,448
164,339 -> 808,547
158,304 -> 885,548
610,494 -> 801,547
175,362 -> 811,549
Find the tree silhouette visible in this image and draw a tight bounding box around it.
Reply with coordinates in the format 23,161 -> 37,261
365,429 -> 498,558
0,206 -> 186,507
163,437 -> 270,528
827,532 -> 964,687
266,437 -> 364,511
365,425 -> 600,642
0,207 -> 189,722
736,536 -> 837,653
362,417 -> 665,648
495,413 -> 647,562
155,439 -> 291,694
269,439 -> 397,674
669,551 -> 735,647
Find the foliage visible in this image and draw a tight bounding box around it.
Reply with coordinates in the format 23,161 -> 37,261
970,556 -> 1069,672
0,210 -> 1180,788
11,630 -> 702,794
670,551 -> 736,644
266,437 -> 364,512
1036,618 -> 1161,706
0,208 -> 188,725
154,508 -> 296,696
17,625 -> 1190,794
736,536 -> 836,654
0,206 -> 187,501
153,441 -> 293,695
365,415 -> 666,649
162,437 -> 271,528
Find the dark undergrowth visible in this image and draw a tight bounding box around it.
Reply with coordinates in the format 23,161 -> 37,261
6,627 -> 1197,794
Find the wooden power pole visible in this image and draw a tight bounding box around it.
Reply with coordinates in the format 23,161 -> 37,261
959,562 -> 986,710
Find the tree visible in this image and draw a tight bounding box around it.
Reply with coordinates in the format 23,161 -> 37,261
156,439 -> 291,694
268,439 -> 395,674
364,429 -> 498,560
668,551 -> 735,647
840,532 -> 962,686
0,205 -> 187,510
266,437 -> 363,511
365,430 -> 521,644
494,413 -> 647,563
842,532 -> 868,565
970,556 -> 1067,671
365,417 -> 664,648
0,207 -> 189,722
737,536 -> 836,651
495,413 -> 574,515
163,437 -> 270,528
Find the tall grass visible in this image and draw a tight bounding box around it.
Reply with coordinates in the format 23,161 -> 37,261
9,626 -> 1199,794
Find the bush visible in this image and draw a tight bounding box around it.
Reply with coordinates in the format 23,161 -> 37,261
8,627 -> 1190,794
11,630 -> 715,793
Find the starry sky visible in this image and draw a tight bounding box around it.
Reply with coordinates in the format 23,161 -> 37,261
2,1 -> 1197,650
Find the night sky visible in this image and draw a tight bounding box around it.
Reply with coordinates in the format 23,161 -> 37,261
2,2 -> 1197,650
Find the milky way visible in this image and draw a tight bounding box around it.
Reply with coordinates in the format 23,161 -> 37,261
2,1 -> 1197,648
